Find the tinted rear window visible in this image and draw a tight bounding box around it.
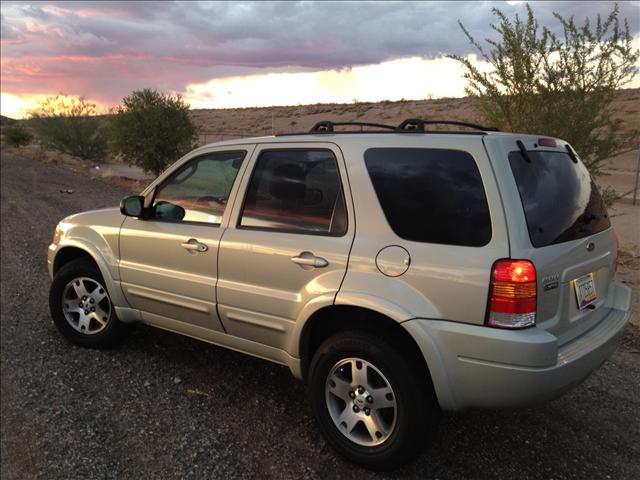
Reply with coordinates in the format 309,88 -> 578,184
364,148 -> 492,246
508,150 -> 611,247
240,150 -> 347,236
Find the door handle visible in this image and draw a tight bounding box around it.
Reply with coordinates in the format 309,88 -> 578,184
291,252 -> 328,268
181,238 -> 208,253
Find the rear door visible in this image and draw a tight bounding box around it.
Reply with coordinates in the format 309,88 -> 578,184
486,136 -> 616,345
216,143 -> 354,351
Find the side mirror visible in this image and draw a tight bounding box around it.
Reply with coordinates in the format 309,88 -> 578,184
120,195 -> 145,217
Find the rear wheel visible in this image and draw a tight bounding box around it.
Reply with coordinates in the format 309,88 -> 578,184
309,331 -> 439,470
49,258 -> 130,348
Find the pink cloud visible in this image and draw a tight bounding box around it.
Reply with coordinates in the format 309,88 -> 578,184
25,21 -> 66,38
1,0 -> 637,109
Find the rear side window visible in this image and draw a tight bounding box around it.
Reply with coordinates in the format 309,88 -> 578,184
364,148 -> 492,246
239,149 -> 347,235
508,150 -> 611,247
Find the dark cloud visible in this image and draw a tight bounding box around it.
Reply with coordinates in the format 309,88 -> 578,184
1,1 -> 638,104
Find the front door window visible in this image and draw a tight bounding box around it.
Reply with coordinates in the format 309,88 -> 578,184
153,151 -> 246,224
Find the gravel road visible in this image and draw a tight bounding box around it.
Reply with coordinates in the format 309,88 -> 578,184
1,150 -> 639,479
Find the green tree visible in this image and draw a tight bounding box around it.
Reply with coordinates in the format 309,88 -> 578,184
110,89 -> 197,176
450,3 -> 639,174
4,123 -> 33,147
28,95 -> 108,161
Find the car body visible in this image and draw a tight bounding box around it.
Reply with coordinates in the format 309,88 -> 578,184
48,120 -> 632,469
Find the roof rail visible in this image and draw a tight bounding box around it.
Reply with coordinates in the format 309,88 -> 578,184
397,118 -> 499,132
294,118 -> 499,136
310,120 -> 396,132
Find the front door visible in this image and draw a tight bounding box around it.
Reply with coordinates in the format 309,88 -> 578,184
217,143 -> 354,350
119,147 -> 252,331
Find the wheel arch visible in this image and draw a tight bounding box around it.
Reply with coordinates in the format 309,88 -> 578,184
51,241 -> 128,308
298,305 -> 435,396
53,246 -> 97,275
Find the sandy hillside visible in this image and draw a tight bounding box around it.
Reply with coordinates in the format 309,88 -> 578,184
189,88 -> 640,140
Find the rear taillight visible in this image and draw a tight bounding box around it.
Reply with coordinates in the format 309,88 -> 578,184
486,259 -> 537,329
538,138 -> 557,147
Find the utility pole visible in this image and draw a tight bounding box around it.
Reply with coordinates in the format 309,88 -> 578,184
633,149 -> 639,206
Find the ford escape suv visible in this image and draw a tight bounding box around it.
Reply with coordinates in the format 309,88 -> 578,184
48,119 -> 631,470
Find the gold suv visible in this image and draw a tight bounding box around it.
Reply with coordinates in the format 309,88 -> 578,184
48,120 -> 631,470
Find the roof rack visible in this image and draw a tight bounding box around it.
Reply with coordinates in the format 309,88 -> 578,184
397,118 -> 499,132
310,120 -> 397,132
304,118 -> 498,135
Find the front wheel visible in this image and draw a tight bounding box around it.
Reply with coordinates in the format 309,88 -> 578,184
49,258 -> 131,348
309,331 -> 440,470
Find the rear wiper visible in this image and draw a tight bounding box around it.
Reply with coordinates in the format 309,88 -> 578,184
565,144 -> 579,163
516,140 -> 532,163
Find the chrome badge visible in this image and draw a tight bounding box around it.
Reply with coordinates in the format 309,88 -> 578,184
542,273 -> 560,291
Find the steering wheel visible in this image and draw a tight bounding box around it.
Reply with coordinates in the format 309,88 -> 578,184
196,195 -> 227,205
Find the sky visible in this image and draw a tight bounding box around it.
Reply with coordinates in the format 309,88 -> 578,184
1,1 -> 639,118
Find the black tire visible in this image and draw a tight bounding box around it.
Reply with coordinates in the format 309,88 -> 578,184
309,331 -> 440,471
49,258 -> 130,348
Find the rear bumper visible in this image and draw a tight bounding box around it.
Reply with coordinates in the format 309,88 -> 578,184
403,282 -> 631,411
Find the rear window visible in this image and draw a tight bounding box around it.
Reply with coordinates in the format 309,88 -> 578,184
364,148 -> 492,247
239,149 -> 347,236
508,150 -> 611,247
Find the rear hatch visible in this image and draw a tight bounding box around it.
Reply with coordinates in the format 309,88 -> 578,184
487,136 -> 617,346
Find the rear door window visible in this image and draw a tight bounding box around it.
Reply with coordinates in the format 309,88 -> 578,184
364,148 -> 492,246
508,150 -> 611,247
239,149 -> 347,236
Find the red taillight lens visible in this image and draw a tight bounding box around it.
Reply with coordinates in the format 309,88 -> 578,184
493,260 -> 537,283
538,138 -> 557,147
486,259 -> 537,329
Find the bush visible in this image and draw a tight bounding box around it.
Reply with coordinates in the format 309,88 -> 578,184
110,89 -> 197,176
28,96 -> 108,161
4,123 -> 33,147
450,4 -> 639,175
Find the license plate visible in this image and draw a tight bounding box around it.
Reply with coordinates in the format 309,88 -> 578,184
574,273 -> 597,310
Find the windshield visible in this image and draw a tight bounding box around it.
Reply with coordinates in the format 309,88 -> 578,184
508,150 -> 611,248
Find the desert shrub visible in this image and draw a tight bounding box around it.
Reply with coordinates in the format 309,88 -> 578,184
110,89 -> 197,176
599,185 -> 632,207
28,95 -> 108,161
4,123 -> 33,147
450,3 -> 639,175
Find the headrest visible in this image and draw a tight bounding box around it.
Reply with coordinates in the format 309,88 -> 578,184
269,163 -> 306,202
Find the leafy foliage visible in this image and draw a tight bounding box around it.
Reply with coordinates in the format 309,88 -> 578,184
110,89 -> 197,176
450,3 -> 639,174
28,96 -> 108,161
4,123 -> 33,147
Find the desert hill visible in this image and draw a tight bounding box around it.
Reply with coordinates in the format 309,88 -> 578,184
189,88 -> 640,141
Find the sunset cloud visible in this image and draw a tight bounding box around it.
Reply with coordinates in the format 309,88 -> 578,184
1,1 -> 639,118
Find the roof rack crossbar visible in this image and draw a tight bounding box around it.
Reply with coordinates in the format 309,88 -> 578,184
397,118 -> 499,132
310,120 -> 397,133
304,118 -> 499,135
